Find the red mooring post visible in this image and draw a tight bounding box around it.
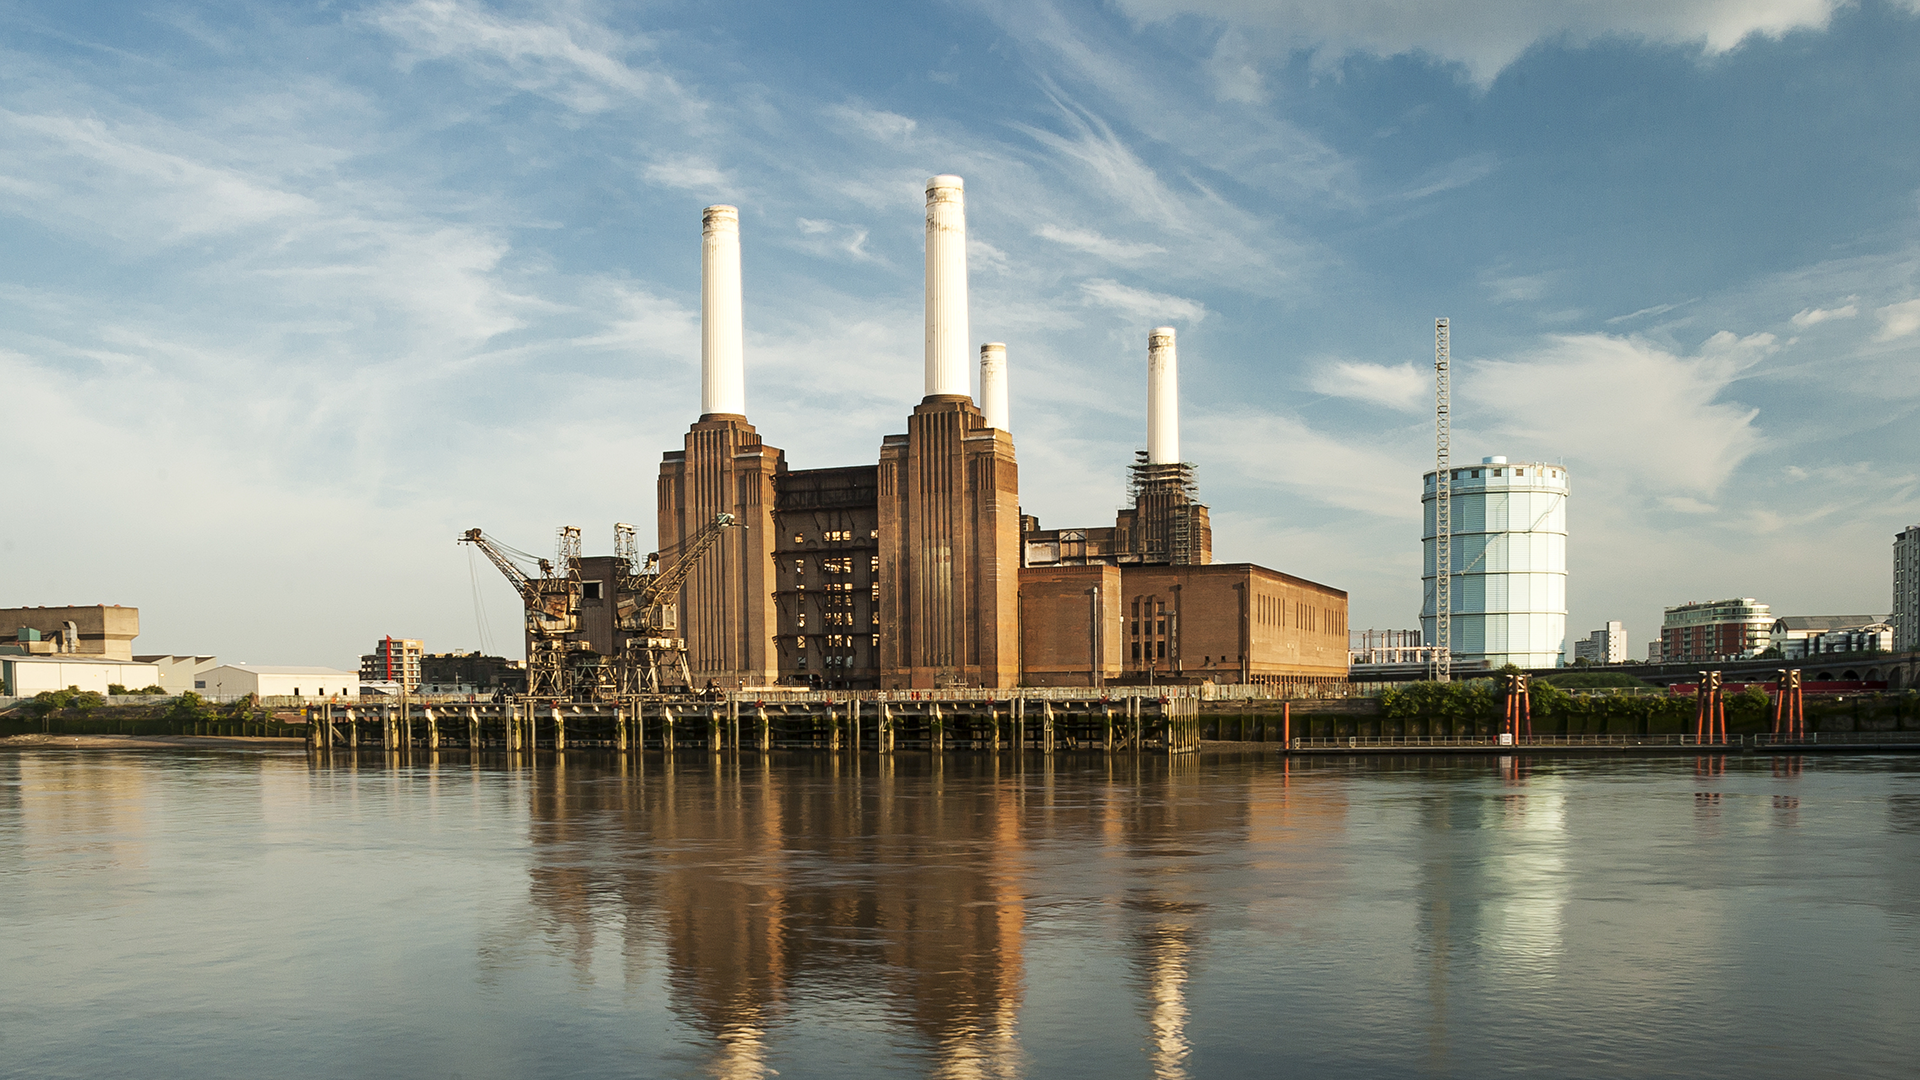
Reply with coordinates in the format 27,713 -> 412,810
1772,668 -> 1805,738
1695,671 -> 1726,744
1283,702 -> 1292,748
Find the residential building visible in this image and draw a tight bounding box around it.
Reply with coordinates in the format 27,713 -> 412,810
359,637 -> 423,691
1660,598 -> 1773,662
1573,621 -> 1627,664
1896,525 -> 1920,653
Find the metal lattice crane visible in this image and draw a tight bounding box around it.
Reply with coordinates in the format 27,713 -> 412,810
614,513 -> 736,694
459,526 -> 583,698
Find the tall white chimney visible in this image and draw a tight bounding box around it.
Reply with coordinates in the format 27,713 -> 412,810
979,343 -> 1009,430
701,205 -> 746,417
1147,327 -> 1180,464
924,175 -> 970,399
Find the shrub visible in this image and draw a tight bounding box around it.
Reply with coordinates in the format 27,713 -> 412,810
165,691 -> 216,724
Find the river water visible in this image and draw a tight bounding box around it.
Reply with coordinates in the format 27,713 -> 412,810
3,748 -> 1917,1079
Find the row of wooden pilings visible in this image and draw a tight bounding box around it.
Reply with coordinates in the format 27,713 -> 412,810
306,694 -> 1204,754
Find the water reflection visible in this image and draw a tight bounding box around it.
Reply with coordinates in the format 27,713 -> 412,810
499,752 -> 1255,1077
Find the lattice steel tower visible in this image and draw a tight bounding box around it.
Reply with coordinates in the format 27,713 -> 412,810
1433,318 -> 1451,683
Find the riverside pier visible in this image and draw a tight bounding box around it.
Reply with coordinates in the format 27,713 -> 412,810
304,689 -> 1203,755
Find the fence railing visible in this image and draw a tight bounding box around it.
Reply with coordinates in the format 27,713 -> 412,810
1283,732 -> 1920,750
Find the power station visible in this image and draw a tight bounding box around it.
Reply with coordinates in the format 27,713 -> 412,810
479,175 -> 1349,697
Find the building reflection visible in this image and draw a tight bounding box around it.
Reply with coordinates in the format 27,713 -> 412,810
508,752 -> 1269,1078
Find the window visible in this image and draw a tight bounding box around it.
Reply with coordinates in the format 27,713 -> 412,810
797,636 -> 807,648
797,613 -> 806,627
1131,641 -> 1141,659
582,581 -> 603,601
794,559 -> 805,574
1471,469 -> 1481,478
793,533 -> 804,544
870,529 -> 879,539
870,555 -> 880,573
1492,469 -> 1502,477
1157,620 -> 1166,636
1157,640 -> 1166,659
871,634 -> 879,646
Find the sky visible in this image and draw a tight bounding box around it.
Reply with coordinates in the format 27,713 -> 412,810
2,0 -> 1918,667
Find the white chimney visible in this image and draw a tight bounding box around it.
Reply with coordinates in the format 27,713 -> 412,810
979,343 -> 1009,430
923,175 -> 970,399
1147,327 -> 1179,464
701,205 -> 746,417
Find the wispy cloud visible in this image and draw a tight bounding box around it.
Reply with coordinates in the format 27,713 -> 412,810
1108,0 -> 1847,84
1079,278 -> 1208,323
1607,298 -> 1699,324
370,0 -> 699,115
1310,361 -> 1426,411
1876,297 -> 1920,340
1034,223 -> 1165,261
1790,301 -> 1859,327
642,155 -> 732,193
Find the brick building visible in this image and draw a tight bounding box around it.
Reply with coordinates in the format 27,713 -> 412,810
1659,599 -> 1772,662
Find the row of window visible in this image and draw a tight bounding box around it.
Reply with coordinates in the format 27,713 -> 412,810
792,529 -> 877,544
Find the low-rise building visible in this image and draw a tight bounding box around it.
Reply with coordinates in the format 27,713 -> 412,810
1770,615 -> 1885,656
197,665 -> 359,701
1,656 -> 162,697
420,651 -> 526,695
134,655 -> 219,695
1573,621 -> 1627,664
1661,598 -> 1772,663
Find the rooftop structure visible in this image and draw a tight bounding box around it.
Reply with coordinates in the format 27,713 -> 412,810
0,605 -> 139,660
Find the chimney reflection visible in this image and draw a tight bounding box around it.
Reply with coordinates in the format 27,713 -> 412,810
508,751 -> 1264,1076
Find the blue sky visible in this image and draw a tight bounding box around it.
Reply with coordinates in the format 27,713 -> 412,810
3,0 -> 1918,665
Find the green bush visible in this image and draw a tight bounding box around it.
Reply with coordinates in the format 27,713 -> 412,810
28,686 -> 106,717
165,691 -> 216,724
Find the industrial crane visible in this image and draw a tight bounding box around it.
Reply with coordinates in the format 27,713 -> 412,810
614,513 -> 735,694
459,525 -> 584,699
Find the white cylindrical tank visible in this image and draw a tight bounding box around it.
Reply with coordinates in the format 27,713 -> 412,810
979,343 -> 1009,430
1420,457 -> 1569,669
700,205 -> 746,417
1146,327 -> 1179,464
923,175 -> 970,399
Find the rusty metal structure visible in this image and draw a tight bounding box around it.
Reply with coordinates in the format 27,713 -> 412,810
460,513 -> 734,700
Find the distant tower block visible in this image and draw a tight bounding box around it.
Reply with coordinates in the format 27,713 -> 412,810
1119,327 -> 1210,565
658,204 -> 785,688
979,342 -> 1009,430
878,175 -> 1021,689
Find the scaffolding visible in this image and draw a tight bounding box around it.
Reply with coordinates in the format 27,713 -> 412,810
1127,455 -> 1203,566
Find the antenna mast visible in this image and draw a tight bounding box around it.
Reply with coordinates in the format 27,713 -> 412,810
1434,318 -> 1452,683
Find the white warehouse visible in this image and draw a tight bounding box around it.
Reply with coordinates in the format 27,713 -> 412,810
1421,456 -> 1569,670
